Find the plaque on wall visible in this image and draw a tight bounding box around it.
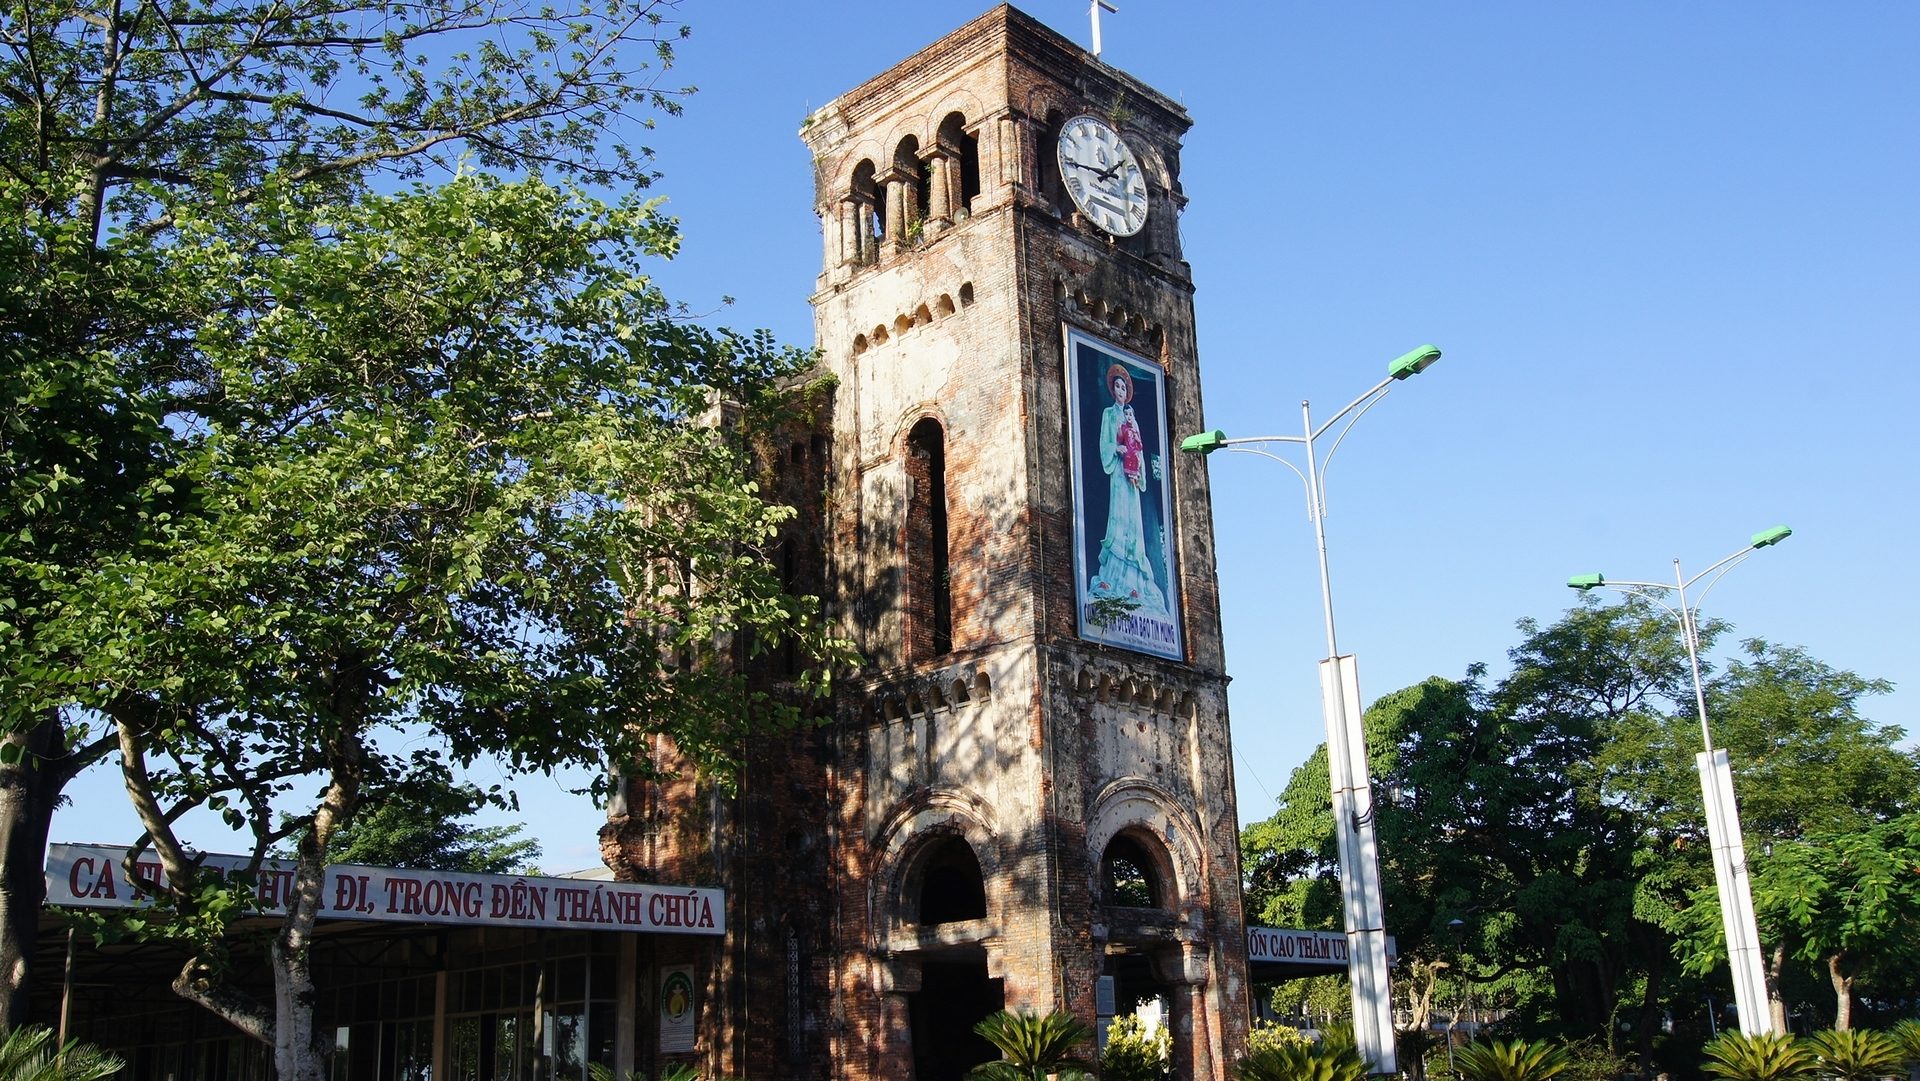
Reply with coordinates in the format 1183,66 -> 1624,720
659,965 -> 696,1053
1064,326 -> 1184,661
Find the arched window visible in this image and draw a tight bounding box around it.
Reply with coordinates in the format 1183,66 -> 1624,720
1037,109 -> 1067,216
905,418 -> 952,659
1101,834 -> 1167,909
937,112 -> 981,220
851,159 -> 880,260
918,836 -> 986,925
892,136 -> 923,246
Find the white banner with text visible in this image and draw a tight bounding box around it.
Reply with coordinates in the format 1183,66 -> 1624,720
45,843 -> 724,936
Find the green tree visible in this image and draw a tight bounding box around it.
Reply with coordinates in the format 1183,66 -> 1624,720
1244,603 -> 1689,1047
1,0 -> 695,1031
0,201 -> 174,1036
320,780 -> 540,874
1614,640 -> 1917,1030
1744,816 -> 1920,1029
75,173 -> 847,1081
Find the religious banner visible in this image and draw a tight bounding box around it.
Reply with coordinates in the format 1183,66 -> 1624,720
658,966 -> 697,1053
1064,326 -> 1184,660
44,844 -> 725,936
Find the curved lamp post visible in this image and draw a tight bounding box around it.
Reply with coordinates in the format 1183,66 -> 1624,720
1567,526 -> 1792,1037
1182,343 -> 1441,1075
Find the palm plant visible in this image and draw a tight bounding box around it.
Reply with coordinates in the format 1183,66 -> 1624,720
1806,1029 -> 1902,1081
1890,1021 -> 1920,1069
968,1010 -> 1095,1081
1451,1039 -> 1573,1081
1700,1031 -> 1818,1081
586,1064 -> 705,1081
0,1027 -> 123,1081
1234,1039 -> 1371,1081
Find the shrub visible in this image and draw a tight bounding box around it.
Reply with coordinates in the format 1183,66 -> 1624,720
1700,1031 -> 1817,1081
1555,1036 -> 1633,1081
1888,1021 -> 1920,1068
1806,1029 -> 1901,1081
968,1010 -> 1094,1081
0,1027 -> 123,1081
1248,1022 -> 1313,1057
1452,1039 -> 1573,1081
1235,1040 -> 1370,1081
1102,1014 -> 1172,1081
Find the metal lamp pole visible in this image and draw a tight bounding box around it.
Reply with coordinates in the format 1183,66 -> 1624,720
1182,343 -> 1442,1074
1567,525 -> 1792,1037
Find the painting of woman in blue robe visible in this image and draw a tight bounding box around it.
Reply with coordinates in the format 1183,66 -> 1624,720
1066,329 -> 1183,660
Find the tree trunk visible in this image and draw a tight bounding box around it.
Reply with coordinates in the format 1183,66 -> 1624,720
1767,943 -> 1789,1034
1635,942 -> 1667,1067
1827,954 -> 1853,1031
114,711 -> 294,1055
0,716 -> 92,1032
272,728 -> 365,1081
172,957 -> 275,1042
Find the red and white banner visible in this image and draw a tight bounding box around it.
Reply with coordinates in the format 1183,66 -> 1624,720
45,843 -> 724,936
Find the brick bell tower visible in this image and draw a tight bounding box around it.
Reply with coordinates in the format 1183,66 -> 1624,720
799,6 -> 1250,1080
603,7 -> 1251,1081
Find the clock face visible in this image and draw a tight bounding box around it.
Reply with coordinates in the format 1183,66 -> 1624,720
1056,115 -> 1149,237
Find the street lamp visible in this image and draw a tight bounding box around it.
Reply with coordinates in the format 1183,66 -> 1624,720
1567,526 -> 1793,1038
1182,343 -> 1442,1075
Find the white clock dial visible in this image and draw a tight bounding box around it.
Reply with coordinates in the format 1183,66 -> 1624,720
1056,114 -> 1149,237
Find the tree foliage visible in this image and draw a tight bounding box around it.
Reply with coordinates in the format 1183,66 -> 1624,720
60,172 -> 847,1079
4,0 -> 691,244
1243,597 -> 1920,1072
319,778 -> 539,874
1744,815 -> 1920,1029
2,0 -> 708,1036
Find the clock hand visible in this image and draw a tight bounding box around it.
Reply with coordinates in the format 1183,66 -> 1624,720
1067,159 -> 1125,182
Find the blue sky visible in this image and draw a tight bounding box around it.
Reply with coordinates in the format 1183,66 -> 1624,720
54,2 -> 1919,871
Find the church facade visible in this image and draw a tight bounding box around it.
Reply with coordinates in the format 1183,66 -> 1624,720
601,7 -> 1253,1079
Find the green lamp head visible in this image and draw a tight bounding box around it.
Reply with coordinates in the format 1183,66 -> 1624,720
1567,573 -> 1605,591
1751,525 -> 1792,548
1388,345 -> 1442,381
1180,430 -> 1227,454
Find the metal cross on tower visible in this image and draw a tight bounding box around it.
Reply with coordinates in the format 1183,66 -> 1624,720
1089,0 -> 1117,57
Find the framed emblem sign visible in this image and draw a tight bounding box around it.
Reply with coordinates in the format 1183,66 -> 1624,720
659,965 -> 696,1053
1064,327 -> 1184,661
